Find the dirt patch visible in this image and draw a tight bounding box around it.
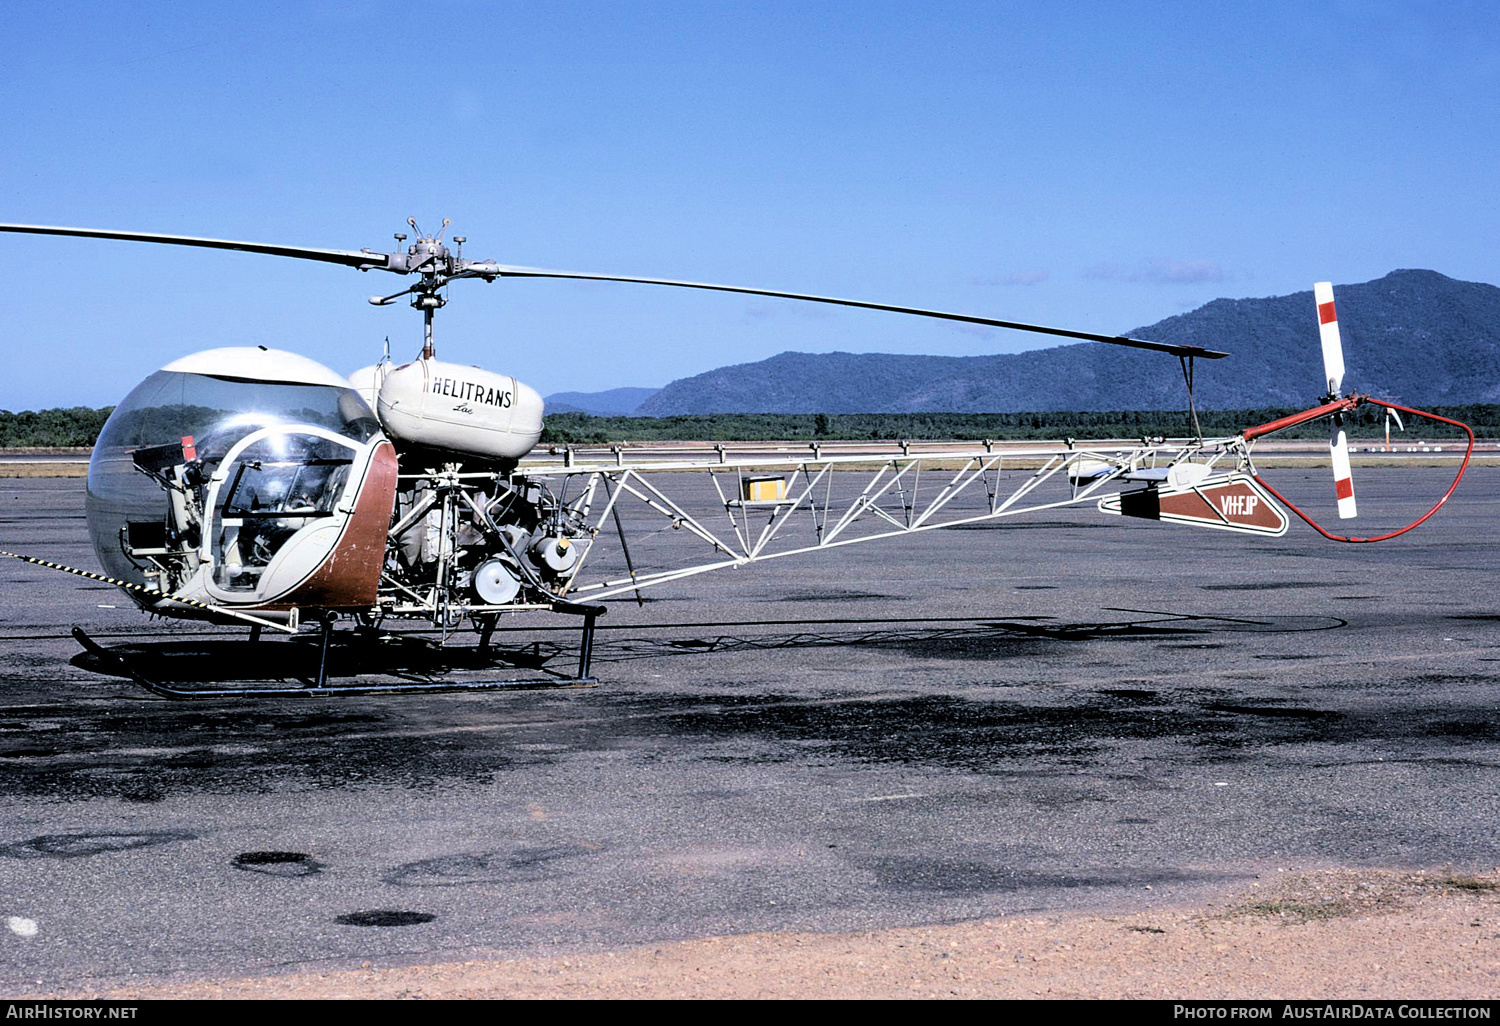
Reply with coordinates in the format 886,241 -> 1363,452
0,463 -> 88,478
1221,868 -> 1498,924
35,867 -> 1500,1000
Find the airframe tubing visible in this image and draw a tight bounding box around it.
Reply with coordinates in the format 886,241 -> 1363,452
560,442 -> 1208,603
1241,397 -> 1362,440
1242,396 -> 1474,543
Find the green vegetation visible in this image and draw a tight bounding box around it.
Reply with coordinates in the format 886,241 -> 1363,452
3,402 -> 1494,449
0,407 -> 114,448
538,405 -> 1497,445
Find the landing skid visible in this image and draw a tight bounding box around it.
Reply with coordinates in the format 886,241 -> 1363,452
70,601 -> 605,699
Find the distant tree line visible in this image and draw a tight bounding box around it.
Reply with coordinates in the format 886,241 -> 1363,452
538,404 -> 1495,444
0,407 -> 115,448
2,403 -> 1492,449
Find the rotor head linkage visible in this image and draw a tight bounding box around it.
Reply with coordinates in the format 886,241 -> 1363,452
383,219 -> 459,357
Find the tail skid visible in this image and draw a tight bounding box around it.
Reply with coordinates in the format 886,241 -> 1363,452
1240,396 -> 1474,543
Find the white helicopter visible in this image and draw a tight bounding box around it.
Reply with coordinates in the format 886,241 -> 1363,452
0,221 -> 1474,697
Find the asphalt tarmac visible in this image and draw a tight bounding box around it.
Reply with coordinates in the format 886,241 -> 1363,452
0,467 -> 1496,992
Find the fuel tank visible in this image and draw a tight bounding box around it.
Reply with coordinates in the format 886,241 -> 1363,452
352,356 -> 545,462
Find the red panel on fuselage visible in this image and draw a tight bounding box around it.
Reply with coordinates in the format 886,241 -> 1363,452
252,440 -> 398,612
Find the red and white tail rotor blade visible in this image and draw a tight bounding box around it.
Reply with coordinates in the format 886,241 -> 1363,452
1315,282 -> 1357,518
1330,418 -> 1357,518
1315,281 -> 1346,396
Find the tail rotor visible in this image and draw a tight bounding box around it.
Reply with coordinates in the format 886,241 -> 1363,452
1315,282 -> 1357,519
1241,283 -> 1473,542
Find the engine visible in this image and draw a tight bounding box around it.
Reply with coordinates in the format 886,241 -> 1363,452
381,469 -> 589,621
349,354 -> 590,624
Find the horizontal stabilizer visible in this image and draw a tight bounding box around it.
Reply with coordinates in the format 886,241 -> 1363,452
1098,473 -> 1288,536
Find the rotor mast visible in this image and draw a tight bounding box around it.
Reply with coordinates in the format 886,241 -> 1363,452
380,218 -> 452,360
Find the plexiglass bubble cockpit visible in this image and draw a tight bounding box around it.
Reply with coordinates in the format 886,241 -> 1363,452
87,349 -> 394,620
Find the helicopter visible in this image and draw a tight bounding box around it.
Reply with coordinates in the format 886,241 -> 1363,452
0,220 -> 1475,698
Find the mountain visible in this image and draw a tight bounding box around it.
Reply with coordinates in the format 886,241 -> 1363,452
544,386 -> 661,416
635,270 -> 1500,414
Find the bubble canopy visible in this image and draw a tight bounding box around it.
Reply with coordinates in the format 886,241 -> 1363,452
87,349 -> 380,596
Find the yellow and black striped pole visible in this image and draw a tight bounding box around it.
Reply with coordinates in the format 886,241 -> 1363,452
0,548 -> 297,633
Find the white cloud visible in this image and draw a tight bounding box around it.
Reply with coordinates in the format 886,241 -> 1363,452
1084,259 -> 1227,285
971,270 -> 1049,286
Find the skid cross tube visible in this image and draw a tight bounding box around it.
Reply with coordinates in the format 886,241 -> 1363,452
71,599 -> 606,699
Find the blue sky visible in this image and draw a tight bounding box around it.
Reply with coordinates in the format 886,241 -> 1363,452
3,1 -> 1496,409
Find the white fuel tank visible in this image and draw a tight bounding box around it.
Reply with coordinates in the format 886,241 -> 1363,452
366,357 -> 544,461
347,362 -> 388,413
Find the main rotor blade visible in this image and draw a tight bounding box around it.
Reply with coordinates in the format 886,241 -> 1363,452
480,265 -> 1229,359
1,222 -> 1229,359
0,223 -> 391,271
